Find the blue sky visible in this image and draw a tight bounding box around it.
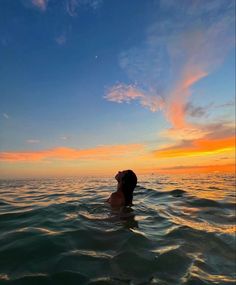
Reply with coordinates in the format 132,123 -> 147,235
0,0 -> 235,177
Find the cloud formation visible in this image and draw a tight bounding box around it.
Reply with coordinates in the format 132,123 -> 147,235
153,164 -> 235,174
0,144 -> 143,162
154,122 -> 235,158
165,68 -> 208,128
154,136 -> 235,158
105,0 -> 235,128
105,84 -> 165,112
184,102 -> 211,118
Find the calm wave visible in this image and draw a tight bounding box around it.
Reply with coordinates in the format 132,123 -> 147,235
0,174 -> 235,285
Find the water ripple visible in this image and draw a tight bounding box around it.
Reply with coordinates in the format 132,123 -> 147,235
0,174 -> 235,285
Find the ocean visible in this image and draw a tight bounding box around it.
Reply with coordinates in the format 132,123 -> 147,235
0,173 -> 235,285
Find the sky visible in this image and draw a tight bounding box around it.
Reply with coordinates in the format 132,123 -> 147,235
0,0 -> 235,178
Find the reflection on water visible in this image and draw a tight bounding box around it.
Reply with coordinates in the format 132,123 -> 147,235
0,173 -> 235,285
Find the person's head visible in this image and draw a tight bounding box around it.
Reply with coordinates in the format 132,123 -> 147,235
115,170 -> 137,206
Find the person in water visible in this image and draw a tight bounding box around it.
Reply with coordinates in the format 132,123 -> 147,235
107,170 -> 137,207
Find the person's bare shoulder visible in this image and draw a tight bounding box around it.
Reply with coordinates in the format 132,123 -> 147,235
107,192 -> 124,206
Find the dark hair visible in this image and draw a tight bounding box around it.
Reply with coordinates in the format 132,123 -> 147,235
120,170 -> 137,206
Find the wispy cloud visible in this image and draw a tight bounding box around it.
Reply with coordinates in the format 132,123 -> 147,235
165,68 -> 208,128
0,144 -> 143,162
24,0 -> 102,14
105,84 -> 144,103
154,122 -> 235,158
152,164 -> 235,174
66,0 -> 79,16
214,101 -> 235,109
184,102 -> 212,118
154,136 -> 235,158
105,84 -> 165,112
85,0 -> 102,10
3,113 -> 9,119
183,100 -> 234,121
105,0 -> 235,128
31,0 -> 47,11
66,0 -> 103,16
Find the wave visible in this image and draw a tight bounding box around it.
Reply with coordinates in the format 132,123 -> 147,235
0,271 -> 89,285
187,198 -> 221,208
187,198 -> 236,209
168,189 -> 186,197
135,187 -> 186,197
0,175 -> 235,285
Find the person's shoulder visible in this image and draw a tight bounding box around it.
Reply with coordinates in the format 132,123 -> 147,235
109,191 -> 124,206
110,192 -> 122,198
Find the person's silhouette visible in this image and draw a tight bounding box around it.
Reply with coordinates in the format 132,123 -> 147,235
107,170 -> 137,207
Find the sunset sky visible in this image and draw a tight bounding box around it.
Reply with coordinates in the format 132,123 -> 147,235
0,0 -> 235,178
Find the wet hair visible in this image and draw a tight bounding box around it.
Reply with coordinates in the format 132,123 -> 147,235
120,170 -> 137,206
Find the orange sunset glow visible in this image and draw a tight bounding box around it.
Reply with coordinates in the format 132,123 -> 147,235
1,3 -> 236,285
154,136 -> 235,158
0,0 -> 235,179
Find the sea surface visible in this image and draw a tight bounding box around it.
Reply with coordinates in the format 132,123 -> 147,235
0,173 -> 235,285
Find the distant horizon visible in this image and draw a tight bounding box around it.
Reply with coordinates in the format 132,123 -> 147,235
0,163 -> 235,180
0,0 -> 235,178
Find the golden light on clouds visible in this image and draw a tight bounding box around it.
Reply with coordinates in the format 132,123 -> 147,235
0,136 -> 235,178
150,164 -> 235,175
166,69 -> 208,129
0,144 -> 144,162
154,136 -> 235,158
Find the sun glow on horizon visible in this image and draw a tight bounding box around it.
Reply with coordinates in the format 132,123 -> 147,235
0,1 -> 235,179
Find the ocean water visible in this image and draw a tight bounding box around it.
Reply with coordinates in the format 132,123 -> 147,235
0,173 -> 235,285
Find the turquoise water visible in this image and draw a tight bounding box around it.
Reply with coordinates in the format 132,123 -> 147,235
0,174 -> 235,285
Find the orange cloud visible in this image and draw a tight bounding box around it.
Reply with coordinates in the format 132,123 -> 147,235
154,136 -> 235,158
0,144 -> 143,162
166,68 -> 208,128
152,164 -> 235,174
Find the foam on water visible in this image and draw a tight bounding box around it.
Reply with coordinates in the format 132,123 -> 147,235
0,174 -> 235,285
